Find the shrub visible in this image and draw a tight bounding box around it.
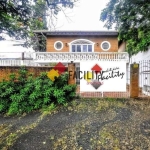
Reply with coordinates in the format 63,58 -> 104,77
0,67 -> 76,115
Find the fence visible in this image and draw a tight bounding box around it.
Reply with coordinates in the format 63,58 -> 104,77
139,60 -> 150,96
0,52 -> 149,99
69,62 -> 150,99
0,66 -> 54,81
34,52 -> 129,62
0,52 -> 38,66
0,63 -> 149,99
126,60 -> 150,98
0,60 -> 39,66
0,64 -> 130,98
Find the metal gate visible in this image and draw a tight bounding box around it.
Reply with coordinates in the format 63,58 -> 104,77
139,60 -> 150,97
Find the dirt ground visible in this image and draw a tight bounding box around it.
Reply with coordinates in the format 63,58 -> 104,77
1,98 -> 150,150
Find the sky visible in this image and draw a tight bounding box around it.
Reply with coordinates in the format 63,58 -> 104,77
0,0 -> 111,55
49,0 -> 110,31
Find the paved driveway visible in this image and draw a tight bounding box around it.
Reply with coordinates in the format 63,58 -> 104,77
1,98 -> 150,150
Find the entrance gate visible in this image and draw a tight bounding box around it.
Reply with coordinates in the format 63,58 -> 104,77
139,60 -> 150,97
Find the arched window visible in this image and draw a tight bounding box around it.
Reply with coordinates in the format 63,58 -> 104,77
69,39 -> 95,52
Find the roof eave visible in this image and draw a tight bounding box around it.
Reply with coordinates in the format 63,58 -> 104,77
33,30 -> 118,36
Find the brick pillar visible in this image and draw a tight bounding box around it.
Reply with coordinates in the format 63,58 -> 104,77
130,63 -> 139,98
68,62 -> 75,85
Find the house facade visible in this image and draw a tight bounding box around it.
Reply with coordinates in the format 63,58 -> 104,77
32,30 -> 129,87
34,30 -> 119,53
33,30 -> 128,65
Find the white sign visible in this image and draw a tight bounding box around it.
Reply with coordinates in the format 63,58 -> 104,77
79,61 -> 126,92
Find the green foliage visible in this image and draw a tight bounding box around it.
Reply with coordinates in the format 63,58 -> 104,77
42,102 -> 56,114
106,97 -> 116,102
100,0 -> 150,55
0,67 -> 76,115
0,0 -> 78,42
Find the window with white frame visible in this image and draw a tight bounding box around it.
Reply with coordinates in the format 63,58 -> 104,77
54,41 -> 63,50
101,41 -> 111,51
70,39 -> 94,52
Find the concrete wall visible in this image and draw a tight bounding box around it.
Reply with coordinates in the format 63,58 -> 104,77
130,48 -> 150,63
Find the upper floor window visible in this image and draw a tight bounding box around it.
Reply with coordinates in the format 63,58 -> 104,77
54,41 -> 63,51
69,39 -> 94,52
101,41 -> 111,51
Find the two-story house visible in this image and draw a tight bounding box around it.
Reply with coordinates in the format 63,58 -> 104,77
34,30 -> 128,62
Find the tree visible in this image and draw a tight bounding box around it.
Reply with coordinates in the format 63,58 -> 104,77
29,0 -> 48,51
100,0 -> 150,55
0,0 -> 78,42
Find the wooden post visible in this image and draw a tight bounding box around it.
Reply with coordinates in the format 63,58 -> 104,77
68,61 -> 75,85
130,63 -> 139,98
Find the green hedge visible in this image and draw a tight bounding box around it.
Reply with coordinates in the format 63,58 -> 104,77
0,67 -> 76,115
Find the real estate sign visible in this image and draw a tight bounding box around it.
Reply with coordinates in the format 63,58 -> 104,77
79,61 -> 126,92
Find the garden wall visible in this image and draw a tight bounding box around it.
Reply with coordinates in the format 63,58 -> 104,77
0,66 -> 55,81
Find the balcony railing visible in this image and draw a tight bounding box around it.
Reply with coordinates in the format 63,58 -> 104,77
34,52 -> 129,63
0,52 -> 129,66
